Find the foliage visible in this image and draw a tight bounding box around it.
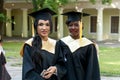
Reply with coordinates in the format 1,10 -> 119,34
90,0 -> 112,4
0,13 -> 5,22
89,0 -> 96,4
30,0 -> 68,12
4,42 -> 23,58
0,13 -> 15,24
31,0 -> 42,11
99,46 -> 120,76
102,0 -> 112,4
30,0 -> 113,12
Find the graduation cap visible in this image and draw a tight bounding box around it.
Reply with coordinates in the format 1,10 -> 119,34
62,11 -> 90,23
62,11 -> 90,41
28,8 -> 56,35
29,8 -> 56,20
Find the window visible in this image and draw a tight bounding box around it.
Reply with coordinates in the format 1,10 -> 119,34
55,17 -> 58,32
90,16 -> 97,33
12,16 -> 14,31
111,16 -> 119,33
28,17 -> 29,31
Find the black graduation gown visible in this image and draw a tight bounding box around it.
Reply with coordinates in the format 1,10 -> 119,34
0,56 -> 2,80
22,44 -> 57,80
0,52 -> 6,76
54,36 -> 100,80
0,52 -> 8,80
0,52 -> 6,65
0,52 -> 4,80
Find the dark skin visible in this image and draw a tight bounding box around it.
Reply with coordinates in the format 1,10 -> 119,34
67,21 -> 80,39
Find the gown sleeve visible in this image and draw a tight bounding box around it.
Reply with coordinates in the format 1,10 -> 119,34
53,41 -> 67,80
0,52 -> 6,65
0,52 -> 2,79
85,44 -> 100,80
22,44 -> 44,80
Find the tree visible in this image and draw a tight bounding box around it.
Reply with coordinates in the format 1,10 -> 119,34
0,0 -> 14,36
30,0 -> 112,38
0,0 -> 4,35
30,0 -> 68,12
90,0 -> 112,4
30,0 -> 112,12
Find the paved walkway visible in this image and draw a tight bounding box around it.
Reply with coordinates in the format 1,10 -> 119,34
6,65 -> 22,80
6,58 -> 22,80
97,40 -> 120,47
6,63 -> 120,80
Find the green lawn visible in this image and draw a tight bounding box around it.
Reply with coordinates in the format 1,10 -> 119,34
2,42 -> 120,76
99,47 -> 120,76
3,42 -> 23,58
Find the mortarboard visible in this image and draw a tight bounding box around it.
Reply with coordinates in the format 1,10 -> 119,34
62,11 -> 90,41
28,8 -> 56,36
62,11 -> 90,23
29,8 -> 56,20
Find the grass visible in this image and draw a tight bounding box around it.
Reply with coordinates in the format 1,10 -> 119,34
2,41 -> 120,76
99,46 -> 120,76
3,42 -> 24,66
3,42 -> 23,58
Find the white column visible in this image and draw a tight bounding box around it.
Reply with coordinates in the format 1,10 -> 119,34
96,8 -> 103,41
6,9 -> 12,37
118,9 -> 120,41
22,8 -> 28,37
57,7 -> 63,39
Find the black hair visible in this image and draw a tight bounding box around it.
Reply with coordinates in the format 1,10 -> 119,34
31,33 -> 43,66
66,20 -> 80,26
31,18 -> 53,66
31,19 -> 43,66
66,20 -> 71,26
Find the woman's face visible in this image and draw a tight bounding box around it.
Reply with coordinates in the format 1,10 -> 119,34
37,20 -> 50,38
68,21 -> 80,39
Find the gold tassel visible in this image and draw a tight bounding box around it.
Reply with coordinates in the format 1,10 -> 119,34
79,21 -> 82,42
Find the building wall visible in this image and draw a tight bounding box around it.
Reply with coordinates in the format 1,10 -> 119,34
83,9 -> 97,39
104,9 -> 119,40
3,0 -> 120,41
12,9 -> 22,36
62,8 -> 120,40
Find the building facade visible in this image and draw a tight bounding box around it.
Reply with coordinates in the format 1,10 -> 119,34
3,0 -> 120,41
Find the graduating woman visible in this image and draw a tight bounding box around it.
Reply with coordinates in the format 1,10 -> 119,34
20,8 -> 57,80
46,11 -> 100,80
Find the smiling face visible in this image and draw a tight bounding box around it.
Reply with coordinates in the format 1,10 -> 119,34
37,20 -> 50,39
67,21 -> 80,39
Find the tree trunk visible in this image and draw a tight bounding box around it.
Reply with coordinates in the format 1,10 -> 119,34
0,0 -> 4,35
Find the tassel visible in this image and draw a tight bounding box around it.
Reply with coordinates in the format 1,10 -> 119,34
79,21 -> 82,42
